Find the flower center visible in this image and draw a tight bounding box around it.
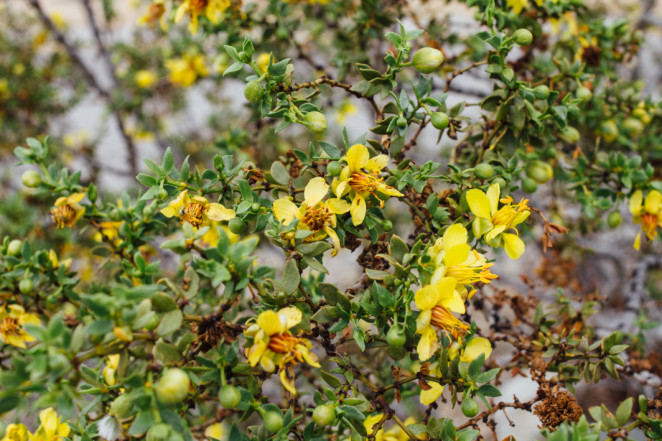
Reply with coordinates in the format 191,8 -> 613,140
190,0 -> 209,13
430,305 -> 469,339
302,205 -> 332,231
642,213 -> 659,239
348,172 -> 380,194
445,258 -> 497,286
1,317 -> 21,338
268,333 -> 303,355
491,198 -> 529,227
146,3 -> 165,22
51,204 -> 76,229
181,202 -> 205,227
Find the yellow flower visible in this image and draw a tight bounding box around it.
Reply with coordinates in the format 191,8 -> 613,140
103,354 -> 121,386
1,424 -> 30,441
332,144 -> 403,226
244,307 -> 320,395
166,54 -> 209,87
175,0 -> 230,34
51,193 -> 86,229
428,224 -> 497,299
47,249 -> 72,270
336,101 -> 358,124
93,221 -> 124,246
135,70 -> 158,88
414,277 -> 468,361
364,414 -> 419,441
205,422 -> 228,441
255,53 -> 270,73
629,189 -> 662,250
0,305 -> 41,348
505,0 -> 543,14
272,177 -> 350,255
161,191 -> 235,229
460,336 -> 492,363
466,184 -> 530,259
138,0 -> 167,30
30,408 -> 70,441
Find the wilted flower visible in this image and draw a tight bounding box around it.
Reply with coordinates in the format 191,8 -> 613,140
97,415 -> 122,441
51,193 -> 86,229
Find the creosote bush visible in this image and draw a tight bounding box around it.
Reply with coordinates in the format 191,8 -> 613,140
2,1 -> 662,441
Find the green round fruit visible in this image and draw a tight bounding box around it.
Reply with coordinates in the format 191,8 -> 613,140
560,126 -> 580,144
327,161 -> 342,176
21,170 -> 42,188
461,397 -> 479,417
109,394 -> 134,419
601,120 -> 618,142
7,239 -> 22,257
607,211 -> 622,228
219,385 -> 241,409
430,112 -> 450,130
156,368 -> 190,404
19,278 -> 33,294
622,117 -> 644,136
397,115 -> 408,129
412,48 -> 444,74
513,29 -> 533,46
576,86 -> 592,102
474,163 -> 495,179
386,325 -> 407,348
146,424 -> 171,441
228,218 -> 247,234
533,85 -> 550,100
244,79 -> 264,103
521,177 -> 538,194
304,111 -> 327,134
382,220 -> 393,232
525,160 -> 553,184
263,411 -> 284,433
312,404 -> 336,427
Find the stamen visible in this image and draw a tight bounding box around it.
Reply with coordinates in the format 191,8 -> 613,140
430,305 -> 469,339
181,202 -> 205,227
1,317 -> 21,337
51,205 -> 77,229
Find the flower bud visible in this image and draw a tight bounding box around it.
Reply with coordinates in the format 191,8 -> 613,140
412,48 -> 444,74
521,177 -> 538,194
219,385 -> 241,409
525,160 -> 553,184
21,170 -> 42,188
461,397 -> 479,417
304,111 -> 327,134
7,239 -> 22,257
560,126 -> 580,144
262,411 -> 284,433
109,395 -> 134,419
312,404 -> 336,427
513,29 -> 533,46
607,211 -> 622,228
600,120 -> 618,143
382,219 -> 393,231
386,325 -> 406,348
622,117 -> 644,137
474,163 -> 495,179
244,79 -> 264,103
632,107 -> 651,124
533,85 -> 550,100
430,112 -> 449,130
146,424 -> 171,441
156,368 -> 190,405
327,161 -> 342,176
19,278 -> 33,294
397,115 -> 408,129
576,86 -> 592,102
228,218 -> 247,234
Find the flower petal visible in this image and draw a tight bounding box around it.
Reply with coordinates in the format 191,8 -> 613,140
629,190 -> 643,215
350,195 -> 367,226
466,189 -> 492,220
420,382 -> 444,405
417,326 -> 438,361
346,144 -> 369,172
278,306 -> 302,329
415,285 -> 441,311
257,310 -> 283,336
205,203 -> 236,221
442,224 -> 468,251
645,190 -> 662,214
444,244 -> 471,267
273,198 -> 301,224
326,198 -> 350,215
365,154 -> 389,172
304,177 -> 329,207
461,337 -> 492,362
280,369 -> 297,395
502,233 -> 525,259
486,184 -> 500,215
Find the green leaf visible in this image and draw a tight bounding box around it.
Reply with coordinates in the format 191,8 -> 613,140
321,370 -> 342,388
282,259 -> 300,295
319,141 -> 341,158
389,235 -> 408,263
270,161 -> 290,185
154,340 -> 182,364
157,309 -> 183,337
129,412 -> 153,436
477,384 -> 501,397
615,397 -> 633,426
319,283 -> 340,305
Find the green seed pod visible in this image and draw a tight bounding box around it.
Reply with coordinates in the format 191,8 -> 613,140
622,117 -> 644,137
19,278 -> 33,294
312,404 -> 337,427
601,120 -> 618,143
146,424 -> 171,441
525,160 -> 553,184
412,48 -> 444,74
251,202 -> 260,212
607,211 -> 622,228
533,85 -> 550,100
474,163 -> 495,179
327,161 -> 342,176
430,112 -> 450,130
304,111 -> 327,134
397,115 -> 408,129
386,325 -> 407,348
576,86 -> 592,102
513,29 -> 533,46
560,126 -> 580,144
7,239 -> 22,257
109,394 -> 134,419
219,385 -> 241,409
638,395 -> 648,413
521,177 -> 538,194
461,397 -> 480,417
21,170 -> 42,188
263,411 -> 284,434
228,218 -> 248,234
156,368 -> 190,405
382,219 -> 393,232
244,79 -> 264,103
